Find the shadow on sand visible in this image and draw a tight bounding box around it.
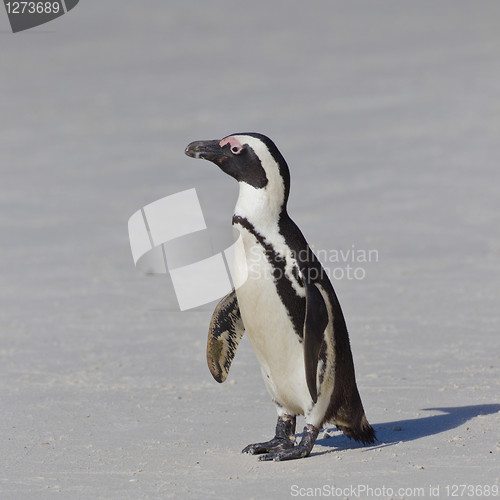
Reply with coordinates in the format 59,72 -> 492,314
315,404 -> 500,452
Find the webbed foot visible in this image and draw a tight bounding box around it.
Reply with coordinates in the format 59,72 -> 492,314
242,415 -> 296,455
242,436 -> 295,455
258,424 -> 319,461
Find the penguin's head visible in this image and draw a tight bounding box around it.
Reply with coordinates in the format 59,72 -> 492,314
185,133 -> 290,214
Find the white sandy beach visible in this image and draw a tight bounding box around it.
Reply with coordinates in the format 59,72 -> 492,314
1,2 -> 499,498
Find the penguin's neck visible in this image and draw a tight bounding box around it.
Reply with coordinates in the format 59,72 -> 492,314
233,182 -> 287,235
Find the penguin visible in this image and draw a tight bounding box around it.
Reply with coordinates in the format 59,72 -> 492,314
185,133 -> 375,461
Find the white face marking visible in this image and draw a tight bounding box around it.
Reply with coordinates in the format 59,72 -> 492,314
230,135 -> 286,228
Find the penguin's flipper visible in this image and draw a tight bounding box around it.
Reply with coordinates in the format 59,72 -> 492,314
207,289 -> 245,383
303,281 -> 329,403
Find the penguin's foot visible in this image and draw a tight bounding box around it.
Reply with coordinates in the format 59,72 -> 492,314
242,414 -> 296,455
258,424 -> 319,462
242,436 -> 295,455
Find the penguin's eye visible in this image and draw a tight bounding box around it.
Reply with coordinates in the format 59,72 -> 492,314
230,145 -> 243,155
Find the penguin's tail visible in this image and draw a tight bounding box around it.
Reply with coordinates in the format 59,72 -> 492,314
337,414 -> 376,445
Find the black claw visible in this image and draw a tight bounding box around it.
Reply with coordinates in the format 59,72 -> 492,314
258,445 -> 311,461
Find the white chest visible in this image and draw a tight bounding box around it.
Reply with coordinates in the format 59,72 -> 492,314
232,222 -> 310,414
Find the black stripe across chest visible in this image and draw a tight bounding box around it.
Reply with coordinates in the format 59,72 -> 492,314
232,215 -> 305,339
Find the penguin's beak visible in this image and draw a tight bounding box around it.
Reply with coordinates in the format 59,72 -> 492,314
185,140 -> 222,162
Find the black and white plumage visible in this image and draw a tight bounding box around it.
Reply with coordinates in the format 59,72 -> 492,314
185,133 -> 375,460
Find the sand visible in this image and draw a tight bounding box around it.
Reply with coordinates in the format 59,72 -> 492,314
1,1 -> 499,498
